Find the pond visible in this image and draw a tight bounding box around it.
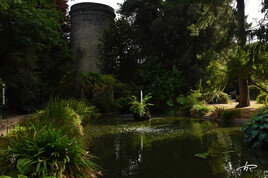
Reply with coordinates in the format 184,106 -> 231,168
84,116 -> 268,178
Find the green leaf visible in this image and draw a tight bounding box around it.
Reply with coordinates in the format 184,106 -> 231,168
166,99 -> 174,107
18,175 -> 28,178
195,151 -> 210,159
241,126 -> 249,131
253,140 -> 262,149
252,124 -> 259,129
260,123 -> 268,129
36,162 -> 41,173
258,132 -> 267,141
17,158 -> 33,174
251,130 -> 259,137
244,136 -> 252,143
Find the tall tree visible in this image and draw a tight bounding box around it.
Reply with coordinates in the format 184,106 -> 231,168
0,0 -> 71,111
100,0 -> 235,109
236,0 -> 250,107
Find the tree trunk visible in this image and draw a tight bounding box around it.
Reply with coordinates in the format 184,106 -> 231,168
236,0 -> 250,107
237,78 -> 250,107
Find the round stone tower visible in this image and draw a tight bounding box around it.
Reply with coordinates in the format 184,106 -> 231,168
70,2 -> 115,73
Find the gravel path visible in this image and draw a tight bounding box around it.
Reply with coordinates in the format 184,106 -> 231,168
205,100 -> 264,122
0,115 -> 27,136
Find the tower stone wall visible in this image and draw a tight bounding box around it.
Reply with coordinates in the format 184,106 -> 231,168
70,3 -> 115,73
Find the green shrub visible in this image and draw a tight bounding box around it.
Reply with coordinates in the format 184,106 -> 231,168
249,85 -> 261,100
190,104 -> 210,117
6,126 -> 27,137
220,109 -> 241,121
129,94 -> 153,117
0,99 -> 98,177
213,91 -> 229,104
203,91 -> 229,104
63,98 -> 96,125
61,71 -> 120,113
116,96 -> 132,113
242,107 -> 268,149
177,90 -> 203,115
210,107 -> 225,119
0,125 -> 98,177
29,99 -> 83,136
257,93 -> 268,104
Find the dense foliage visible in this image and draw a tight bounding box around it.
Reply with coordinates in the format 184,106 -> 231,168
203,91 -> 230,104
177,90 -> 209,117
0,99 -> 98,177
257,92 -> 268,104
61,71 -> 127,113
100,0 -> 236,110
129,94 -> 153,119
220,109 -> 241,122
242,108 -> 268,149
0,0 -> 71,111
63,98 -> 97,125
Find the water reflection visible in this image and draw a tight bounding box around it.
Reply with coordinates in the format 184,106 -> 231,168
85,116 -> 268,177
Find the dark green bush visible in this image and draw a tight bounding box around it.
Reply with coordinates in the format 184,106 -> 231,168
257,93 -> 268,104
116,96 -> 132,113
177,90 -> 208,116
61,71 -> 120,113
249,85 -> 261,100
220,109 -> 241,121
242,108 -> 268,149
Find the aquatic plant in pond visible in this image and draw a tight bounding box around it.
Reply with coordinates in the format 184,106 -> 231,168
83,116 -> 268,177
129,93 -> 153,121
242,107 -> 268,149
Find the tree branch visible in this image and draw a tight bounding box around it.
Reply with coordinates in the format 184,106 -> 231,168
251,81 -> 268,94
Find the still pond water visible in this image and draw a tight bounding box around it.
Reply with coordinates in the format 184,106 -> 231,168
84,116 -> 268,178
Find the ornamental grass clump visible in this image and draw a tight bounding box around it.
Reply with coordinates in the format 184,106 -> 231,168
29,98 -> 83,136
0,124 -> 98,177
242,108 -> 268,149
0,98 -> 99,177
